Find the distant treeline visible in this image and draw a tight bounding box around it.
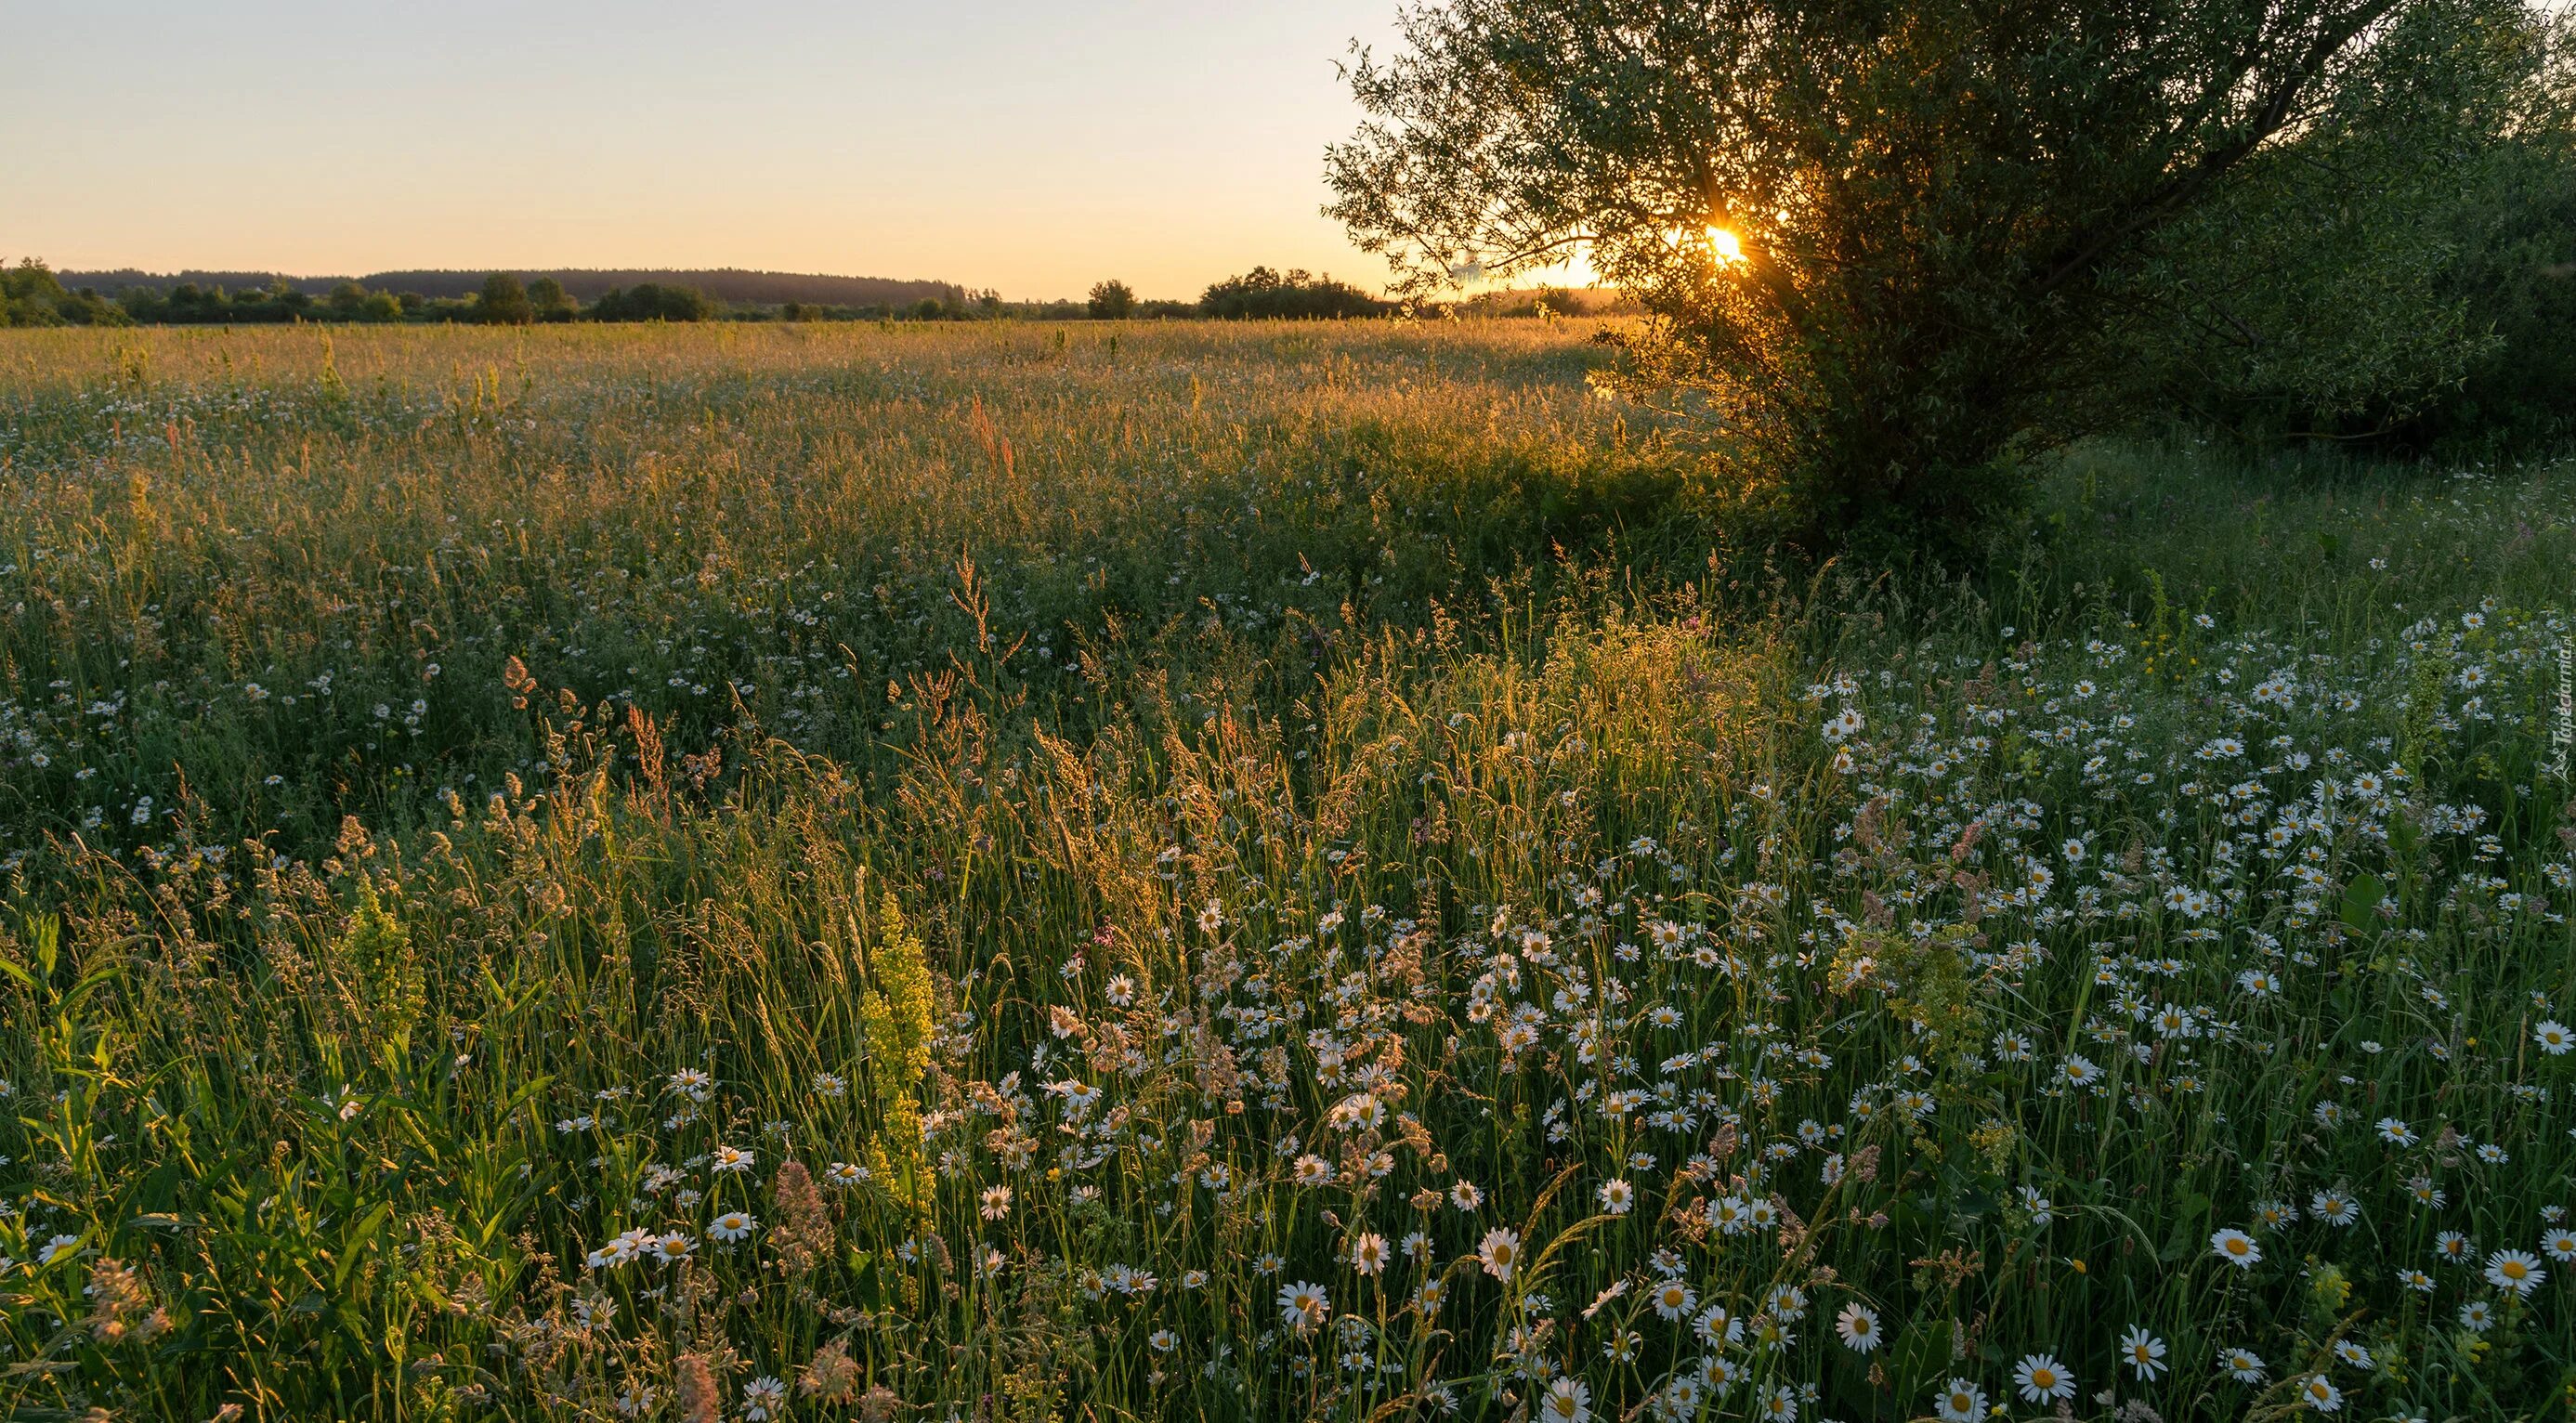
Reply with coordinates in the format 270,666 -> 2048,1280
61,267 -> 965,308
3,264 -> 1005,328
7,260 -> 1445,328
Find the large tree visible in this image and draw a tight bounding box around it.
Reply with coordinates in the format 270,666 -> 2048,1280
1327,0 -> 2539,549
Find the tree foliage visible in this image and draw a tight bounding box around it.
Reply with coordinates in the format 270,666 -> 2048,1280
476,273 -> 535,326
2133,7 -> 2576,450
587,282 -> 715,322
525,277 -> 575,323
1327,0 -> 2550,550
1200,267 -> 1393,320
3,260 -> 129,328
1087,279 -> 1138,319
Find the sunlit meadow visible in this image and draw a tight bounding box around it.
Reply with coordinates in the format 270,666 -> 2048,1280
0,320 -> 2571,1421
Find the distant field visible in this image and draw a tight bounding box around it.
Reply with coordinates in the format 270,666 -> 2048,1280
0,321 -> 2570,1420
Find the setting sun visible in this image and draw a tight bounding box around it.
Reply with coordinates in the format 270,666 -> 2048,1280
1706,226 -> 1746,262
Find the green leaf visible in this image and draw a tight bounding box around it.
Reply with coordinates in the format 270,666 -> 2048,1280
2340,874 -> 2384,933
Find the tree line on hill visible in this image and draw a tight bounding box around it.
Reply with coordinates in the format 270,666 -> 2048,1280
3,262 -> 1406,328
59,267 -> 965,308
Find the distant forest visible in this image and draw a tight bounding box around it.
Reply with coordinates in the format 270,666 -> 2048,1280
60,268 -> 965,308
7,260 -> 1446,327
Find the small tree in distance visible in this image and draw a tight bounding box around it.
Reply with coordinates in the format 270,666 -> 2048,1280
476,272 -> 533,326
526,277 -> 574,322
1087,280 -> 1137,319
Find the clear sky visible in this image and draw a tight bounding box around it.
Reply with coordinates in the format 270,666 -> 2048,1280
2,0 -> 1418,301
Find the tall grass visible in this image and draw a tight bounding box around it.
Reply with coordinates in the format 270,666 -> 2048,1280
0,321 -> 2570,1422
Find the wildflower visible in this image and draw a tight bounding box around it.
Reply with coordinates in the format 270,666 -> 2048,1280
2310,1190 -> 2360,1227
1450,1180 -> 1484,1211
708,1210 -> 758,1243
1696,1304 -> 1743,1348
979,1185 -> 1012,1221
2119,1325 -> 2167,1379
1833,1301 -> 1881,1352
2298,1375 -> 2342,1414
2375,1117 -> 2417,1146
2483,1248 -> 2545,1297
1598,1179 -> 1634,1215
36,1234 -> 82,1266
2221,1348 -> 2266,1383
585,1232 -> 643,1272
2332,1340 -> 2373,1371
710,1144 -> 753,1173
1050,1079 -> 1102,1115
1350,1233 -> 1390,1275
1478,1228 -> 1522,1282
2457,1299 -> 2494,1332
1652,1280 -> 1695,1320
1766,1284 -> 1807,1321
2211,1228 -> 2261,1269
743,1376 -> 788,1421
1278,1280 -> 1328,1331
2540,1229 -> 2576,1262
1934,1378 -> 1986,1423
2536,1020 -> 2573,1055
2013,1354 -> 2074,1403
2059,1054 -> 2102,1089
2435,1231 -> 2473,1264
824,1162 -> 868,1187
1538,1377 -> 1590,1423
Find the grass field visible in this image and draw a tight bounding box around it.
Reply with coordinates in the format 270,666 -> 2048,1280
1,320 -> 2571,1422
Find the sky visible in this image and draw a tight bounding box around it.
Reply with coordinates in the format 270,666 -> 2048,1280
3,0 -> 1422,301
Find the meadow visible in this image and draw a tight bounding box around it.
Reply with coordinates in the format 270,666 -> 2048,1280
0,320 -> 2570,1422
